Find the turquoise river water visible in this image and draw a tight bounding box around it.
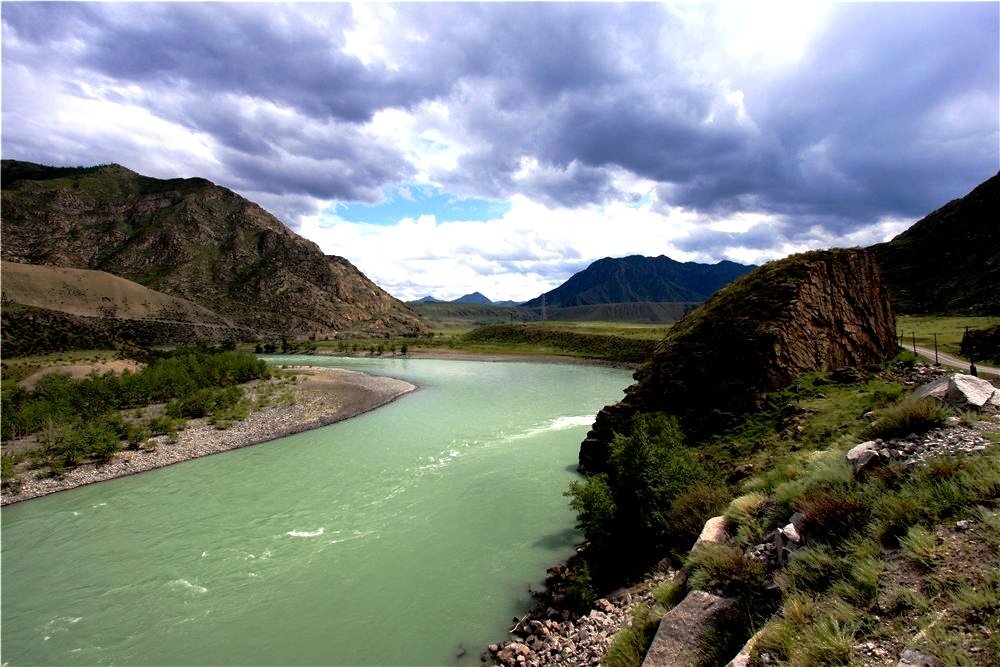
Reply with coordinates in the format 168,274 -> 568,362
1,357 -> 630,666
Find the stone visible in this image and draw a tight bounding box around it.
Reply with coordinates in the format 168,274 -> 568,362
847,440 -> 879,461
692,515 -> 729,552
854,449 -> 881,474
897,648 -> 939,666
642,591 -> 739,667
780,522 -> 802,544
912,374 -> 1000,411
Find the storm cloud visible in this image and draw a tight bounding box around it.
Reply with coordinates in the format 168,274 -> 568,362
2,2 -> 997,299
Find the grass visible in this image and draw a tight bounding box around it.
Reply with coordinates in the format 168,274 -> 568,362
598,354 -> 997,666
896,315 -> 1000,359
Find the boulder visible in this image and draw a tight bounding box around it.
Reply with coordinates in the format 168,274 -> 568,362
642,591 -> 739,667
691,516 -> 729,552
912,373 -> 1000,411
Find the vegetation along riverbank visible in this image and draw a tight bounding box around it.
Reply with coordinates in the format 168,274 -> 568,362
0,348 -> 415,505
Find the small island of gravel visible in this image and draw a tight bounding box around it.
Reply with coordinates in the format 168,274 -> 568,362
1,365 -> 415,505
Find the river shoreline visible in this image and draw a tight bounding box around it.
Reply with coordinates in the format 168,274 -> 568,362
1,366 -> 416,506
308,348 -> 639,370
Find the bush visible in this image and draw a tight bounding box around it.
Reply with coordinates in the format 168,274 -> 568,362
665,482 -> 731,549
685,543 -> 769,620
866,398 -> 949,440
566,413 -> 713,575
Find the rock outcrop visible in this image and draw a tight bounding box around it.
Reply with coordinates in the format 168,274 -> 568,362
1,160 -> 427,337
580,248 -> 897,473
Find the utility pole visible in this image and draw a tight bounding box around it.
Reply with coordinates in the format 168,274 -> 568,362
932,333 -> 939,365
911,332 -> 917,355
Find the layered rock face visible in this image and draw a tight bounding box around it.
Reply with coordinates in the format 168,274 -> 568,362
580,248 -> 898,473
1,161 -> 427,337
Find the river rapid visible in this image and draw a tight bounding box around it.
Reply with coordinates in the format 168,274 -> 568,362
1,357 -> 630,666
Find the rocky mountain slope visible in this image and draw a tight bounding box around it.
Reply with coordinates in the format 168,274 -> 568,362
871,172 -> 999,315
523,255 -> 755,308
1,160 -> 427,337
0,261 -> 257,355
580,248 -> 898,473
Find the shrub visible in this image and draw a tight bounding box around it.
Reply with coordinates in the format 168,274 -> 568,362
1,454 -> 22,492
665,482 -> 731,548
567,412 -> 713,575
685,543 -> 768,620
865,398 -> 949,441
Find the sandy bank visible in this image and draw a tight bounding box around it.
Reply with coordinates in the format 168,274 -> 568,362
1,366 -> 415,505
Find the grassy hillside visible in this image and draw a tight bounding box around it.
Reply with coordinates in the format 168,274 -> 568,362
871,172 -> 999,315
1,261 -> 233,323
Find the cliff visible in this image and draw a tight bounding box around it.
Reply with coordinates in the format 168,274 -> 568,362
580,248 -> 898,473
0,160 -> 427,337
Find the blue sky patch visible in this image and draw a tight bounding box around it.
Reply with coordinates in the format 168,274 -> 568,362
329,183 -> 511,225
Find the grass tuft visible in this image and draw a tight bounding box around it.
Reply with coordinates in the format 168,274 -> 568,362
865,398 -> 950,441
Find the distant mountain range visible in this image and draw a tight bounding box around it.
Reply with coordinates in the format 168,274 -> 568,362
870,172 -> 999,315
522,255 -> 756,308
1,160 -> 427,339
410,292 -> 522,306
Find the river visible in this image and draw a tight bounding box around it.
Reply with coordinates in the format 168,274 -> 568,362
1,357 -> 630,666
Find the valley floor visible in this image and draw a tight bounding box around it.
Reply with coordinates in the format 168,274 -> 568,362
1,366 -> 415,505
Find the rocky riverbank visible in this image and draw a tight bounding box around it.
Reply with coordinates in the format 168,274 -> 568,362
484,565 -> 675,667
1,366 -> 416,505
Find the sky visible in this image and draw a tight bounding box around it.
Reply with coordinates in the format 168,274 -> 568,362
2,2 -> 998,302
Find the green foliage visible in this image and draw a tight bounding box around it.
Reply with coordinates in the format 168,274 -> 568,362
1,454 -> 22,492
568,413 -> 714,579
460,324 -> 655,363
1,349 -> 268,474
865,398 -> 950,441
2,349 -> 268,439
566,474 -> 617,552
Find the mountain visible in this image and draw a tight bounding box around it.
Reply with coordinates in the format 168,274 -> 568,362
452,292 -> 493,304
522,255 -> 755,308
0,160 -> 427,337
414,295 -> 444,303
580,248 -> 897,473
870,172 -> 999,315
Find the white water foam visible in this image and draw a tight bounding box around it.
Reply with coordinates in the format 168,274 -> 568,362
286,528 -> 324,538
510,415 -> 596,440
168,579 -> 208,594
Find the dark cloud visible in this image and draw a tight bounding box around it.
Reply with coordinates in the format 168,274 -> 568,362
2,1 -> 996,245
